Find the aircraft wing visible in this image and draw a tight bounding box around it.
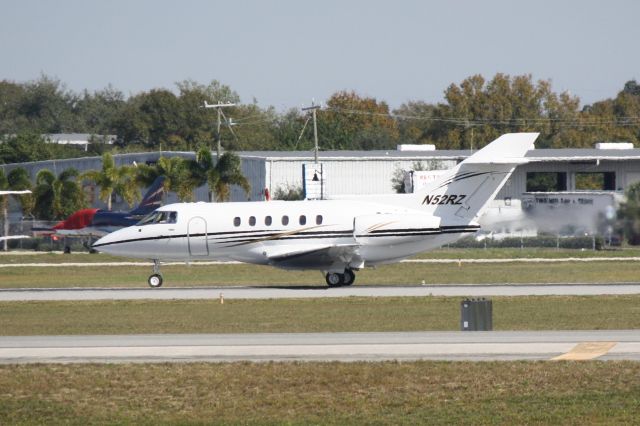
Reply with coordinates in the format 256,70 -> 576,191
267,244 -> 361,271
0,235 -> 31,242
0,190 -> 31,195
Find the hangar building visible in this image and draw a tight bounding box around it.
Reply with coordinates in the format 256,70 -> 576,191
2,142 -> 639,238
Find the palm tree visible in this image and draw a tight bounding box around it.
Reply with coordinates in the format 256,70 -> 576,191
33,168 -> 85,220
185,147 -> 250,202
210,152 -> 251,201
136,156 -> 196,202
185,146 -> 216,201
82,153 -> 138,211
1,168 -> 33,250
6,168 -> 34,217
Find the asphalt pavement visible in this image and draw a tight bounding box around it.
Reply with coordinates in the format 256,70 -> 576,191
1,330 -> 638,363
1,283 -> 639,301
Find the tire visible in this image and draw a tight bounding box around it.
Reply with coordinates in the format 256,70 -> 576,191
342,269 -> 356,286
325,272 -> 342,287
148,274 -> 163,288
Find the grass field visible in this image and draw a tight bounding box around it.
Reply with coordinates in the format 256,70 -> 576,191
2,247 -> 640,288
2,249 -> 639,424
2,258 -> 640,288
2,295 -> 640,335
1,361 -> 639,424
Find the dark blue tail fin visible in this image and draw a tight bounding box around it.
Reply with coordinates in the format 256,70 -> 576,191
129,176 -> 165,216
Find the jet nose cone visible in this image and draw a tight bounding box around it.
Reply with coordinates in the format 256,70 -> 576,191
92,231 -> 122,254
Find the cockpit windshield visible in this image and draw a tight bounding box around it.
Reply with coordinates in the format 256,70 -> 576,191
136,211 -> 178,226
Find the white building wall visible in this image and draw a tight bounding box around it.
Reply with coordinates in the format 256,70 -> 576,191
264,158 -> 457,198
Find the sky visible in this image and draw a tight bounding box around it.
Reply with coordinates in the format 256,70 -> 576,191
1,0 -> 639,110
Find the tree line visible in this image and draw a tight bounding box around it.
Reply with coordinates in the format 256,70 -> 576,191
2,74 -> 640,165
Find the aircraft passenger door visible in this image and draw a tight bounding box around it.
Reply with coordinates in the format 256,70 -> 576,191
187,216 -> 209,256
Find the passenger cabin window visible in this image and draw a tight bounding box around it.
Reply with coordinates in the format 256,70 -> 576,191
265,216 -> 272,226
299,215 -> 306,225
233,217 -> 241,227
282,215 -> 289,225
136,211 -> 178,226
316,215 -> 323,225
249,216 -> 256,226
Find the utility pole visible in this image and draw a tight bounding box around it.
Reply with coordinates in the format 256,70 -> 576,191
302,102 -> 321,163
204,101 -> 236,158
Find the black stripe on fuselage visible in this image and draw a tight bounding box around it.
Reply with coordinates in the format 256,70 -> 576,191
91,229 -> 354,248
93,227 -> 480,248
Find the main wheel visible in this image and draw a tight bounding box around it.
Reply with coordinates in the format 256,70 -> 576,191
148,273 -> 163,288
325,272 -> 342,287
342,269 -> 356,286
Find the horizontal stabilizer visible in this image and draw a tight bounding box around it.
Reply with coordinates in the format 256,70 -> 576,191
463,133 -> 537,164
0,190 -> 31,196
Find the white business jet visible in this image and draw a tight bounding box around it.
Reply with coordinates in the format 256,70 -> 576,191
93,133 -> 537,287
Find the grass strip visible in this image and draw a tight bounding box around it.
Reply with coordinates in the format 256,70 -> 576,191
1,361 -> 639,424
2,295 -> 640,335
3,247 -> 640,264
2,259 -> 640,288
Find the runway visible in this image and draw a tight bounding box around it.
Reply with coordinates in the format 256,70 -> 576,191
1,330 -> 639,363
1,283 -> 639,301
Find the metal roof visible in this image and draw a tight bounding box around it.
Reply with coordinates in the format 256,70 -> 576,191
238,149 -> 471,161
525,149 -> 640,161
240,148 -> 640,162
5,148 -> 640,170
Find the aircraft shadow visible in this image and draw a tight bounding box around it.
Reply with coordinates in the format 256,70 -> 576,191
247,285 -> 330,291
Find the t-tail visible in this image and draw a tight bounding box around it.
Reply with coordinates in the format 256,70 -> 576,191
129,176 -> 165,217
416,133 -> 538,223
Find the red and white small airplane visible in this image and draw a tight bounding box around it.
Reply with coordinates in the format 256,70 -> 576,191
93,133 -> 537,287
33,177 -> 165,240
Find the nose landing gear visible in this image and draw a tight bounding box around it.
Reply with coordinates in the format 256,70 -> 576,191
148,260 -> 163,288
325,269 -> 356,287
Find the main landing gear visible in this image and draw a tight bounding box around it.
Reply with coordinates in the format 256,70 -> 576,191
148,259 -> 163,288
325,269 -> 356,287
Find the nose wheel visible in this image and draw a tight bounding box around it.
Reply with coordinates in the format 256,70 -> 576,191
148,273 -> 163,288
148,260 -> 163,288
325,269 -> 356,287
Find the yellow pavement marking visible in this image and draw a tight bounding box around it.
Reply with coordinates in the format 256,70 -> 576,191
552,342 -> 617,361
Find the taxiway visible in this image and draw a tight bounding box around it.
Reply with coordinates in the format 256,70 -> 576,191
1,283 -> 639,301
1,330 -> 639,363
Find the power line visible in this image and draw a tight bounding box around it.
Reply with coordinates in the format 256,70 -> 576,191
203,101 -> 236,157
323,106 -> 640,128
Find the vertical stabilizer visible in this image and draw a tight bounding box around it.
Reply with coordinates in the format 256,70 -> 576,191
416,133 -> 538,222
129,176 -> 165,216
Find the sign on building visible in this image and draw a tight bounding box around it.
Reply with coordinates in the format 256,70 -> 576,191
404,170 -> 448,193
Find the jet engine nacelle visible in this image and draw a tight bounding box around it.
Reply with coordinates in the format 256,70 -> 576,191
353,213 -> 442,246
